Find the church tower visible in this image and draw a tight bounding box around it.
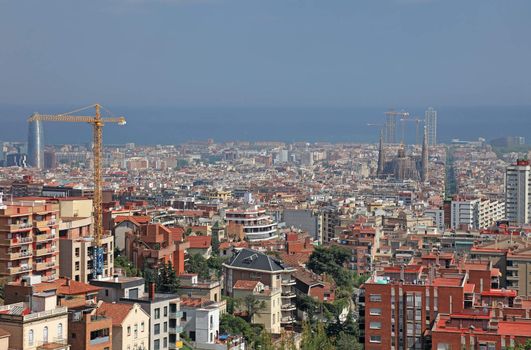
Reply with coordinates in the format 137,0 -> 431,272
421,125 -> 429,182
377,129 -> 385,176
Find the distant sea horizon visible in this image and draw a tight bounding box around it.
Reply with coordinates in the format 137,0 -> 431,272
0,105 -> 529,146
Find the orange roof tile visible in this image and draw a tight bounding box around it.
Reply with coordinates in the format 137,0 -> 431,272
98,302 -> 134,326
233,280 -> 260,290
188,235 -> 212,249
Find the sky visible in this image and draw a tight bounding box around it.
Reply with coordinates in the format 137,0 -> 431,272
1,0 -> 530,108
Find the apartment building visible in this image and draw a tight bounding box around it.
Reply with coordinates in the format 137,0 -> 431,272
180,297 -> 221,347
93,276 -> 182,349
359,266 -> 471,350
224,206 -> 279,242
5,277 -> 111,350
506,159 -> 531,225
232,280 -> 282,334
471,237 -> 531,295
451,197 -> 504,230
0,286 -> 69,350
432,312 -> 531,350
223,248 -> 297,328
99,302 -> 150,350
0,198 -> 59,283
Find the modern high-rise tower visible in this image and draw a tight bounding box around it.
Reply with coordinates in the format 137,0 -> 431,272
505,159 -> 531,225
27,117 -> 43,168
424,107 -> 437,145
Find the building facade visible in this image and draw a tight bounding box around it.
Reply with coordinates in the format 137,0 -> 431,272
505,159 -> 531,225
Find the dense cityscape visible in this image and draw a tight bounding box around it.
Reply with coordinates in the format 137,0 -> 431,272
0,106 -> 529,350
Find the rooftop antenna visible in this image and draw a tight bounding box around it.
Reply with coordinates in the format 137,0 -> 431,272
0,192 -> 5,209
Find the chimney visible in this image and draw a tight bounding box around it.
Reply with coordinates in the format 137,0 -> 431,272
66,278 -> 71,287
149,282 -> 155,301
400,264 -> 405,282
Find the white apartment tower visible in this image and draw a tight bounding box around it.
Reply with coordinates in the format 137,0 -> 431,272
425,107 -> 437,146
505,159 -> 531,225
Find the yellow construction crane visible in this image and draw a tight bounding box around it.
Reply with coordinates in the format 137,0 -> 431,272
28,104 -> 126,276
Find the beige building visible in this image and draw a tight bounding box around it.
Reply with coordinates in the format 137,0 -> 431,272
57,198 -> 114,282
99,302 -> 150,350
232,280 -> 282,334
507,248 -> 531,296
55,198 -> 92,218
0,288 -> 69,350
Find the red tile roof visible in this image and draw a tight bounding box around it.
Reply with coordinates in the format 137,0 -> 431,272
33,278 -> 101,295
188,235 -> 212,249
233,280 -> 260,290
98,302 -> 134,326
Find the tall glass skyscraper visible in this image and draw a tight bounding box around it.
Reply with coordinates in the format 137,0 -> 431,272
27,118 -> 43,168
424,107 -> 437,145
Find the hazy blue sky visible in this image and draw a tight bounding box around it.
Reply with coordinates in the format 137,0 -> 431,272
1,0 -> 530,107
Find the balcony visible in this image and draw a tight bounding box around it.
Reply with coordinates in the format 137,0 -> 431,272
281,316 -> 295,324
8,265 -> 32,274
35,247 -> 55,257
281,291 -> 296,299
169,310 -> 184,318
34,220 -> 50,229
0,236 -> 33,246
281,278 -> 296,286
0,222 -> 33,232
36,338 -> 69,350
281,303 -> 297,311
169,325 -> 183,334
0,250 -> 33,260
90,336 -> 110,345
35,233 -> 54,242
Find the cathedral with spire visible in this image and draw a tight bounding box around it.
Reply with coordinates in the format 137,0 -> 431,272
376,126 -> 429,182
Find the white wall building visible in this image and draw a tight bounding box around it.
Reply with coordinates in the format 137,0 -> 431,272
506,160 -> 531,225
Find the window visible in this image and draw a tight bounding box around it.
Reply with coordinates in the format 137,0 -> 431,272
164,306 -> 168,317
75,248 -> 80,257
370,322 -> 382,330
127,326 -> 131,336
163,337 -> 168,348
163,322 -> 167,333
28,329 -> 34,346
43,326 -> 48,342
57,323 -> 63,338
154,323 -> 160,335
181,312 -> 187,321
134,324 -> 138,339
141,322 -> 145,332
105,289 -> 109,297
370,308 -> 382,316
75,261 -> 80,271
437,344 -> 451,350
155,308 -> 161,319
369,294 -> 382,302
154,339 -> 160,350
370,335 -> 382,343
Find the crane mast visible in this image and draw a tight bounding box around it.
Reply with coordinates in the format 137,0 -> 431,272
28,104 -> 126,277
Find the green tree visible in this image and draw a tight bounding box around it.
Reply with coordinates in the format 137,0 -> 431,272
307,246 -> 354,290
187,253 -> 210,279
300,322 -> 334,350
207,255 -> 226,279
157,261 -> 180,293
335,332 -> 362,350
256,329 -> 275,350
295,294 -> 321,325
243,294 -> 266,322
220,314 -> 256,344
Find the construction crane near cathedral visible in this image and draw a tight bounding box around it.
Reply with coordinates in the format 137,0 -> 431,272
27,104 -> 126,277
400,117 -> 424,145
385,110 -> 409,144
